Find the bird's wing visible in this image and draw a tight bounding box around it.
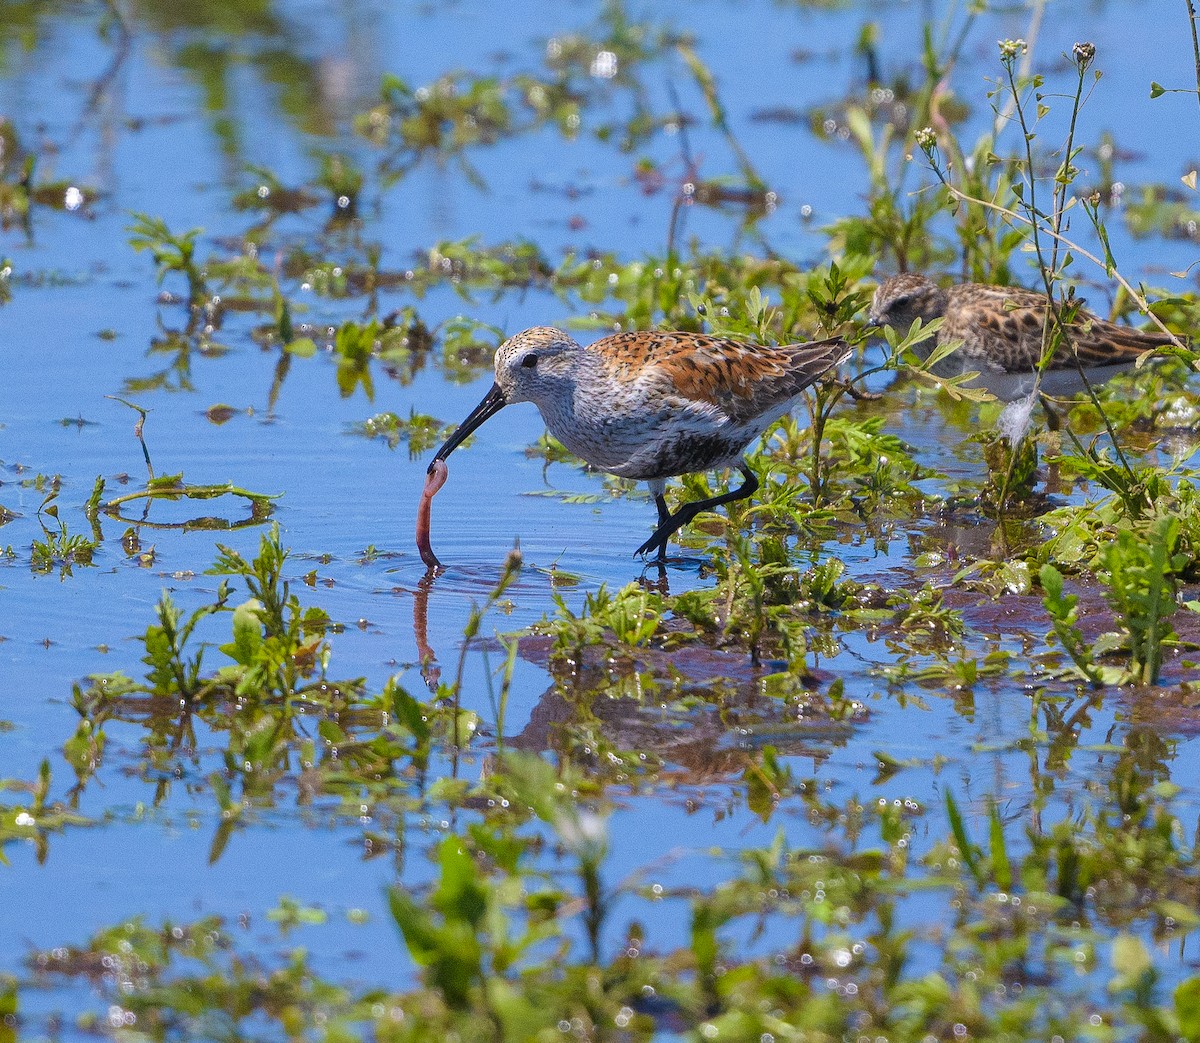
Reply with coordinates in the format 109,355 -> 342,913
941,285 -> 1049,371
601,332 -> 849,426
945,285 -> 1178,371
1058,314 -> 1181,367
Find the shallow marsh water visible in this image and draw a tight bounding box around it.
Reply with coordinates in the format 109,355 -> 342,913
4,0 -> 1200,1038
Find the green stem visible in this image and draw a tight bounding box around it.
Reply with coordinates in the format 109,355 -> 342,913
1189,0 -> 1200,110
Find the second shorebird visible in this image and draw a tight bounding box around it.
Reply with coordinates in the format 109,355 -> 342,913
869,273 -> 1179,401
430,327 -> 850,561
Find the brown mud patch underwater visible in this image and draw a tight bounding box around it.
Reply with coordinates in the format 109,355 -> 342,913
935,567 -> 1200,700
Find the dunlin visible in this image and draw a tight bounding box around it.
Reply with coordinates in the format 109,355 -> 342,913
869,273 -> 1179,401
429,327 -> 850,561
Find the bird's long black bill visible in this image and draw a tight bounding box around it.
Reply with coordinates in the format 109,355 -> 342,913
429,382 -> 508,472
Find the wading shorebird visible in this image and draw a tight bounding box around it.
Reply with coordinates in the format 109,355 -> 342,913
869,273 -> 1181,402
429,327 -> 851,561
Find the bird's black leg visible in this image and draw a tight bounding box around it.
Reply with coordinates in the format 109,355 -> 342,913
654,492 -> 671,529
634,461 -> 759,559
651,493 -> 671,563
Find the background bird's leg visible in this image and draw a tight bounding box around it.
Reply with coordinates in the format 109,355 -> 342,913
1038,391 -> 1063,432
634,462 -> 759,559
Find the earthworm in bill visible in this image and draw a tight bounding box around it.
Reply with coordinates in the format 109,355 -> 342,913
416,459 -> 448,569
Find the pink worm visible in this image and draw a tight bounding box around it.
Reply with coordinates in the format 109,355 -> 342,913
416,459 -> 448,569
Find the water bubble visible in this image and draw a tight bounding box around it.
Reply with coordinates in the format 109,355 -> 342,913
590,50 -> 618,79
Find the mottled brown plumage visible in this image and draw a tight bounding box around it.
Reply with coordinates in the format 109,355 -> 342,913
869,273 -> 1181,400
430,326 -> 850,560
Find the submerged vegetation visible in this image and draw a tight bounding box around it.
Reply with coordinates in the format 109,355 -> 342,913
4,0 -> 1200,1040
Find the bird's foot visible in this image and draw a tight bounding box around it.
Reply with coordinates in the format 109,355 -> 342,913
635,503 -> 709,561
633,533 -> 669,560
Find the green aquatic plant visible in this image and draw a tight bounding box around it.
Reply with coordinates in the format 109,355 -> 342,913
0,148 -> 94,235
232,163 -> 320,219
353,409 -> 450,456
142,589 -> 229,701
28,914 -> 360,1039
797,261 -> 875,501
497,752 -> 611,960
1098,516 -> 1185,684
66,527 -> 479,840
976,425 -> 1039,511
127,212 -> 208,309
19,792 -> 1200,1043
1039,563 -> 1110,687
331,319 -> 381,399
1030,508 -> 1190,686
361,71 -> 517,185
0,761 -> 89,865
576,582 -> 663,648
355,7 -> 672,189
543,588 -> 608,664
99,476 -> 277,531
389,835 -> 499,1014
30,489 -> 97,578
271,282 -> 316,357
127,212 -> 275,331
208,526 -> 335,698
313,150 -> 363,218
95,398 -> 278,531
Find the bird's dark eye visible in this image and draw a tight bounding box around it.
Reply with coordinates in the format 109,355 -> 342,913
520,353 -> 538,369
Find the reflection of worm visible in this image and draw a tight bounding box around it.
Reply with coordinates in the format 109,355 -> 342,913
416,459 -> 448,569
413,572 -> 440,690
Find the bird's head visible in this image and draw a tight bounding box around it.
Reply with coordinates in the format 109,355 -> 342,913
868,274 -> 948,333
492,326 -> 581,405
429,327 -> 582,471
